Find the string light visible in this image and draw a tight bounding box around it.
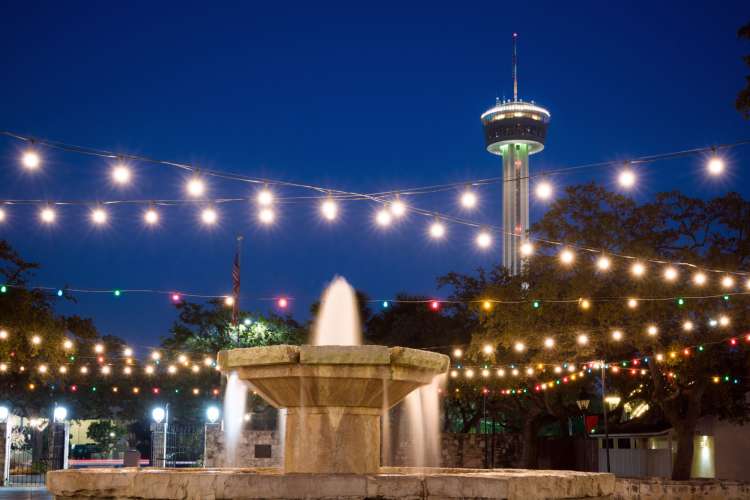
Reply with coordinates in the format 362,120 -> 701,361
143,208 -> 159,226
465,368 -> 475,379
123,347 -> 133,357
513,341 -> 526,352
576,334 -> 589,345
460,189 -> 477,209
452,348 -> 463,358
145,365 -> 155,375
543,337 -> 555,349
151,351 -> 161,361
224,296 -> 235,307
80,366 -> 89,374
0,330 -> 7,340
596,256 -> 611,271
682,320 -> 694,332
63,339 -> 73,350
520,241 -> 534,257
482,300 -> 492,311
186,177 -> 206,197
647,325 -> 659,336
559,249 -> 575,265
390,198 -> 407,218
111,164 -> 132,185
497,368 -> 506,377
21,150 -> 41,170
429,220 -> 446,239
663,267 -> 678,282
257,188 -> 273,207
707,156 -> 725,176
693,272 -> 707,286
40,206 -> 56,224
535,181 -> 553,200
630,262 -> 646,277
579,298 -> 591,310
430,300 -> 440,311
167,365 -> 177,374
476,230 -> 492,249
90,207 -> 108,225
482,344 -> 494,355
721,276 -> 735,289
59,366 -> 67,374
201,207 -> 218,225
94,344 -> 104,354
277,297 -> 289,309
258,208 -> 275,225
611,330 -> 623,341
31,335 -> 42,345
101,366 -> 111,375
618,168 -> 636,188
0,208 -> 6,223
320,198 -> 338,221
375,208 -> 392,227
719,315 -> 730,327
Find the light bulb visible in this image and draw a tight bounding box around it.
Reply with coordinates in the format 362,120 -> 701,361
258,208 -> 275,225
90,208 -> 108,225
151,351 -> 161,360
520,241 -> 534,257
186,177 -> 206,197
460,190 -> 477,209
596,256 -> 611,271
482,344 -> 494,355
719,315 -> 730,327
627,298 -> 638,309
375,209 -> 392,227
201,207 -> 218,225
630,262 -> 646,277
320,199 -> 338,221
111,164 -> 132,185
611,330 -> 623,341
123,347 -> 133,357
257,188 -> 273,207
277,297 -> 289,308
390,199 -> 407,217
0,330 -> 7,340
618,169 -> 636,188
576,334 -> 589,345
452,348 -> 462,358
663,266 -> 678,282
40,207 -> 56,224
707,157 -> 724,176
63,339 -> 73,350
721,276 -> 735,289
0,208 -> 6,223
144,208 -> 159,226
647,325 -> 659,336
535,181 -> 553,200
682,320 -> 694,332
513,341 -> 525,352
559,249 -> 575,265
94,343 -> 104,354
22,150 -> 41,170
476,231 -> 492,249
543,337 -> 555,349
693,272 -> 707,286
224,296 -> 235,307
31,335 -> 42,345
429,220 -> 446,239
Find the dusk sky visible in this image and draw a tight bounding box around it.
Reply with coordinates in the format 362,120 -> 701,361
2,1 -> 749,350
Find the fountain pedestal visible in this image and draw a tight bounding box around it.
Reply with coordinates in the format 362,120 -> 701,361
218,344 -> 448,474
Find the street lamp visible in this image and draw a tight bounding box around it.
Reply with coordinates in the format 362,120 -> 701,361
53,406 -> 68,423
152,407 -> 166,424
206,406 -> 220,424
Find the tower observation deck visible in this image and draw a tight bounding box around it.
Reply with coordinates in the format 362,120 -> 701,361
481,33 -> 550,275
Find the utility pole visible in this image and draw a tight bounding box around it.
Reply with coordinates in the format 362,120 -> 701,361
600,361 -> 611,473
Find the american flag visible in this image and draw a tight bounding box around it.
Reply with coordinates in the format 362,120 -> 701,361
231,246 -> 241,326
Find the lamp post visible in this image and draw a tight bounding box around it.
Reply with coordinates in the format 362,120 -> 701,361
576,394 -> 590,470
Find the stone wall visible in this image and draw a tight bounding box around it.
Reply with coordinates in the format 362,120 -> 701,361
204,425 -> 282,468
615,477 -> 750,500
389,433 -> 522,469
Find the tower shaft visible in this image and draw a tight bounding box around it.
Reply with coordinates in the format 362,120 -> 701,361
501,143 -> 529,275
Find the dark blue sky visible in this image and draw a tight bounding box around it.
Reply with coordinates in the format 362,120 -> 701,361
1,1 -> 749,350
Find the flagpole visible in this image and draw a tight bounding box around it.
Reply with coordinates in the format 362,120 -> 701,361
233,234 -> 244,346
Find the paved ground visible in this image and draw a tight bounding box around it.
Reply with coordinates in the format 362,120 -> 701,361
0,488 -> 52,500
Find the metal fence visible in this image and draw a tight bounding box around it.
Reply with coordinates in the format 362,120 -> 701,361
151,423 -> 205,468
5,422 -> 66,486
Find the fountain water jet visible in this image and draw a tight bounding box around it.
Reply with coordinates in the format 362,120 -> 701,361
312,276 -> 362,346
223,371 -> 248,466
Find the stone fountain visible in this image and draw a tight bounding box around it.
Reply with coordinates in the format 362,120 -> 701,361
47,278 -> 615,499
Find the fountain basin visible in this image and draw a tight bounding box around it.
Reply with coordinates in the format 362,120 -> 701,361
217,345 -> 449,474
46,467 -> 616,499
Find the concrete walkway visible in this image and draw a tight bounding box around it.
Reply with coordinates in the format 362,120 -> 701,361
0,488 -> 52,500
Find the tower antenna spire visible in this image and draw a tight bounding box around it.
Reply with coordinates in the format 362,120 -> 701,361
512,32 -> 518,101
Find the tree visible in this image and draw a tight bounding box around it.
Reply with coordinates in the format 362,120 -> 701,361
163,299 -> 304,354
86,420 -> 127,451
442,185 -> 750,479
736,21 -> 750,118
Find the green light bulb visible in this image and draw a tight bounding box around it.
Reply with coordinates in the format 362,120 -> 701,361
532,300 -> 541,309
1,285 -> 6,293
113,290 -> 121,297
677,298 -> 685,306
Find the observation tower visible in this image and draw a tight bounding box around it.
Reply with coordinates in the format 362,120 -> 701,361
481,33 -> 550,275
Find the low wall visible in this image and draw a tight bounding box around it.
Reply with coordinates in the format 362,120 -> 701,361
615,477 -> 750,499
204,426 -> 282,467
